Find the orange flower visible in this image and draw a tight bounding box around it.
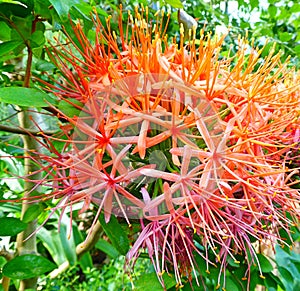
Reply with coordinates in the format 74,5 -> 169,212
4,5 -> 299,290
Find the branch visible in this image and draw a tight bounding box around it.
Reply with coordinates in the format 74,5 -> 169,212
0,247 -> 14,261
0,124 -> 57,136
0,247 -> 14,291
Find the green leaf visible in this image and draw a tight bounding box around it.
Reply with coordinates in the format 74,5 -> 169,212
71,224 -> 93,269
0,148 -> 23,192
134,272 -> 176,291
0,21 -> 11,41
264,273 -> 280,290
34,0 -> 51,18
0,0 -> 34,18
37,227 -> 67,266
95,239 -> 119,259
0,0 -> 27,5
22,204 -> 43,223
279,32 -> 293,42
250,0 -> 258,10
277,267 -> 294,291
268,271 -> 285,290
58,98 -> 83,117
290,3 -> 300,13
257,254 -> 273,273
30,30 -> 45,48
228,257 -> 240,267
73,2 -> 93,20
164,0 -> 183,9
294,44 -> 300,56
275,245 -> 300,291
225,277 -> 239,291
0,217 -> 27,236
0,87 -> 54,107
268,5 -> 277,18
49,0 -> 79,21
34,59 -> 56,71
99,213 -> 129,256
2,254 -> 56,279
0,40 -> 23,56
59,214 -> 76,266
0,257 -> 7,269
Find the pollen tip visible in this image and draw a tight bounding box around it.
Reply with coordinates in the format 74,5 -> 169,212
158,270 -> 165,276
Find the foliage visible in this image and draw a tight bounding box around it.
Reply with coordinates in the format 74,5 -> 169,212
0,0 -> 299,291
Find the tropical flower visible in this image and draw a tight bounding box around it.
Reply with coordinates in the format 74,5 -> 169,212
3,5 -> 300,290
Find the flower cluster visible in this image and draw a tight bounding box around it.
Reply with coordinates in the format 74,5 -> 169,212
17,6 -> 300,289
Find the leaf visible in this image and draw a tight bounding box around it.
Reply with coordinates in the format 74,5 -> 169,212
0,148 -> 23,192
134,272 -> 176,291
22,204 -> 43,223
32,0 -> 51,18
0,87 -> 55,107
0,21 -> 11,41
279,32 -> 293,42
30,30 -> 45,49
59,213 -> 76,266
0,0 -> 27,5
275,246 -> 300,291
38,213 -> 77,267
264,273 -> 280,291
250,0 -> 258,10
0,0 -> 34,17
71,224 -> 93,269
58,98 -> 83,117
225,277 -> 240,291
294,45 -> 300,56
164,0 -> 183,9
0,217 -> 27,236
257,254 -> 273,273
268,5 -> 277,18
0,40 -> 23,56
95,239 -> 119,259
34,59 -> 56,71
2,254 -> 56,279
99,213 -> 129,256
277,267 -> 294,291
49,0 -> 79,21
227,257 -> 240,268
291,3 -> 300,13
37,227 -> 67,266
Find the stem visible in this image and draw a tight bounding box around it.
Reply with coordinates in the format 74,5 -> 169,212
0,248 -> 14,291
0,124 -> 56,136
16,110 -> 41,291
